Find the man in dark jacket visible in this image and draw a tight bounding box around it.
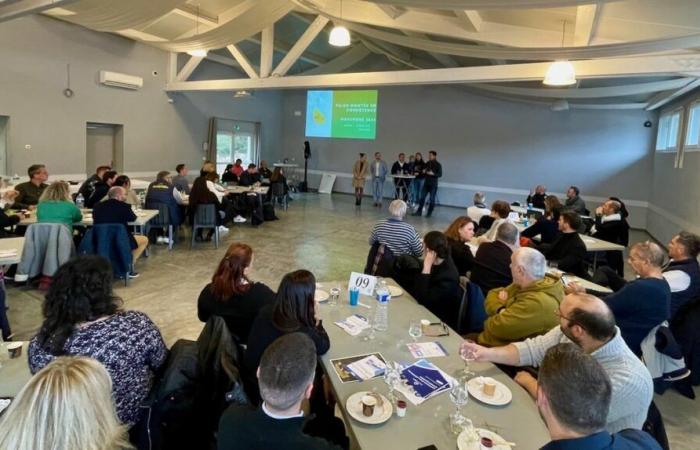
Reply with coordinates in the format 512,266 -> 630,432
86,170 -> 118,208
78,165 -> 111,201
413,150 -> 442,218
470,222 -> 518,296
592,199 -> 629,275
539,211 -> 587,278
564,186 -> 587,215
218,333 -> 345,450
238,164 -> 262,187
92,186 -> 148,271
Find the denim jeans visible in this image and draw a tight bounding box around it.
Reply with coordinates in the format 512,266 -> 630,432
416,181 -> 438,215
372,177 -> 385,202
410,178 -> 425,204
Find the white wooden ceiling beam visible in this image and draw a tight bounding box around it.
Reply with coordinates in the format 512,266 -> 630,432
272,16 -> 329,77
165,54 -> 700,92
376,4 -> 407,19
226,44 -> 259,79
205,53 -> 247,72
259,26 -> 275,78
301,44 -> 372,75
645,79 -> 700,110
244,37 -> 328,66
453,10 -> 482,32
1,0 -> 78,23
573,4 -> 600,46
167,52 -> 178,83
403,31 -> 459,68
176,55 -> 204,82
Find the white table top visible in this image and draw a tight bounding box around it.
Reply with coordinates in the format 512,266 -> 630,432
17,208 -> 159,227
510,205 -> 545,215
317,280 -> 550,450
225,186 -> 269,195
0,342 -> 31,397
273,163 -> 299,168
0,237 -> 24,266
390,174 -> 415,179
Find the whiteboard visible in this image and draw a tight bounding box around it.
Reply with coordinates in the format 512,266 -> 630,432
318,173 -> 336,194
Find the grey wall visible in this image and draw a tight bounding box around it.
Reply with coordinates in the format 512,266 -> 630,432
648,90 -> 700,244
0,15 -> 282,178
279,86 -> 656,227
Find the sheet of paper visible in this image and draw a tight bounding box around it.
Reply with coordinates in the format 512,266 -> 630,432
345,355 -> 387,381
334,314 -> 370,336
406,342 -> 448,358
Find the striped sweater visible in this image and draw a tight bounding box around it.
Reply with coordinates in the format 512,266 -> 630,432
369,218 -> 423,257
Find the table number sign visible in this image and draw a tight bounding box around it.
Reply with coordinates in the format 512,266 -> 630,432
348,272 -> 377,296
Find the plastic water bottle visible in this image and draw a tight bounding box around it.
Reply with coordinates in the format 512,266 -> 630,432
75,193 -> 84,209
373,281 -> 390,332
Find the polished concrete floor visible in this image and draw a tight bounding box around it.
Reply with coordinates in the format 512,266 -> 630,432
6,193 -> 698,449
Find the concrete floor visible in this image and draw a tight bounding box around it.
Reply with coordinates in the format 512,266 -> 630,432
6,193 -> 698,449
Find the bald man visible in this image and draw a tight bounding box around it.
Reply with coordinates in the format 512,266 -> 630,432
462,293 -> 653,434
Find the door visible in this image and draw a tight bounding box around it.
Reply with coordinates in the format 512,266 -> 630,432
86,123 -> 124,174
0,116 -> 7,176
213,119 -> 260,175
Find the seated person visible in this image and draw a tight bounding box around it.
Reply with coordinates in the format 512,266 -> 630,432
231,159 -> 245,178
466,191 -> 490,224
85,170 -> 117,208
0,356 -> 131,450
239,164 -> 262,187
28,255 -> 167,427
462,293 -> 653,433
14,164 -> 49,210
526,184 -> 547,210
190,173 -> 233,238
92,186 -> 149,271
478,247 -> 563,347
535,344 -> 658,449
0,189 -> 24,237
609,196 -> 630,246
571,242 -> 670,356
664,231 -> 700,320
218,333 -> 345,450
475,200 -> 511,243
470,222 -> 518,295
77,165 -> 111,201
246,270 -> 330,380
444,216 -> 475,275
521,195 -> 562,244
198,243 -> 276,343
205,172 -> 246,224
564,185 -> 587,215
36,181 -> 82,233
269,167 -> 289,201
221,163 -> 238,184
369,200 -> 423,257
592,199 -> 629,276
538,210 -> 587,277
259,160 -> 273,179
410,231 -> 461,328
112,175 -> 140,207
145,171 -> 185,229
172,163 -> 191,194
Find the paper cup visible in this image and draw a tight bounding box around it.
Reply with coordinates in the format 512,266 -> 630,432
361,395 -> 377,417
482,381 -> 496,397
6,342 -> 22,359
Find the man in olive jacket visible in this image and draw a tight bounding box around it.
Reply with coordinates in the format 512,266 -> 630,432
478,247 -> 564,347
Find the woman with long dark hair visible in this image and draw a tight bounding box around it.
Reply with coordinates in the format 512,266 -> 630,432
28,255 -> 167,427
245,269 -> 330,375
197,242 -> 275,342
444,216 -> 475,275
521,195 -> 563,244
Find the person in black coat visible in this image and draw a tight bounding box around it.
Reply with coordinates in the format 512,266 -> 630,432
221,164 -> 238,184
390,153 -> 411,201
444,216 -> 475,275
197,242 -> 276,343
521,195 -> 562,245
593,199 -> 629,275
526,184 -> 547,209
538,210 -> 587,278
78,165 -> 111,201
0,190 -> 23,237
218,333 -> 345,450
86,170 -> 118,208
239,164 -> 262,187
470,222 -> 518,296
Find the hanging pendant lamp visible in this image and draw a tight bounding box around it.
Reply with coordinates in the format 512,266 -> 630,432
329,0 -> 351,47
543,21 -> 576,86
187,4 -> 208,57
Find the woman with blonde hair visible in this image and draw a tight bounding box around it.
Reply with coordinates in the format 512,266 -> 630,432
0,356 -> 132,450
36,181 -> 82,232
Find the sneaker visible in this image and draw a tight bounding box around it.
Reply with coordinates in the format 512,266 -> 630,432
218,225 -> 229,234
233,215 -> 247,223
161,237 -> 171,245
127,272 -> 140,279
14,274 -> 28,283
156,236 -> 164,244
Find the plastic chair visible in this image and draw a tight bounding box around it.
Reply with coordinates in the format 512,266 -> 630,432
270,182 -> 287,211
146,203 -> 174,250
191,204 -> 219,249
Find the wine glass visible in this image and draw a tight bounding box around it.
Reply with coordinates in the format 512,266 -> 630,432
408,319 -> 422,343
459,339 -> 476,381
383,361 -> 401,405
448,383 -> 469,435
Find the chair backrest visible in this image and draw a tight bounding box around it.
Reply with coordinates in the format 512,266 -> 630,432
78,224 -> 133,277
193,204 -> 217,226
150,202 -> 172,226
270,182 -> 285,196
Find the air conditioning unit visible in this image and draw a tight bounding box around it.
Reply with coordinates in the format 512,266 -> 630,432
99,70 -> 143,90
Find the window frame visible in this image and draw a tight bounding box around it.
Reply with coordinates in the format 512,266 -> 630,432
684,100 -> 700,152
655,108 -> 683,153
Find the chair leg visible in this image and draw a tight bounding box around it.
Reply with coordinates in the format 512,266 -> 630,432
191,226 -> 196,249
214,226 -> 219,249
168,226 -> 173,251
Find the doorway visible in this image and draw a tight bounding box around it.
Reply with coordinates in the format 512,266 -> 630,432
210,118 -> 260,175
0,116 -> 8,176
86,122 -> 124,175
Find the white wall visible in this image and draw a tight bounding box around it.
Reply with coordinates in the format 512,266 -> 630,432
277,86 -> 657,228
0,15 -> 283,179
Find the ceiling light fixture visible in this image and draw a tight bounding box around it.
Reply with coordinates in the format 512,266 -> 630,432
329,0 -> 351,47
186,4 -> 208,58
543,21 -> 576,87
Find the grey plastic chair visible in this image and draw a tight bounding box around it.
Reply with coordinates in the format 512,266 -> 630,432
270,182 -> 287,211
146,203 -> 174,250
191,204 -> 219,249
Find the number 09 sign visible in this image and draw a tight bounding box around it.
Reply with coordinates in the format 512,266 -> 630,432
348,272 -> 377,296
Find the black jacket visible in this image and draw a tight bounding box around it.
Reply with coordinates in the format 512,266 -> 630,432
539,232 -> 587,277
593,217 -> 628,245
86,181 -> 110,208
92,198 -> 137,249
470,240 -> 513,295
448,237 -> 474,275
526,192 -> 547,209
0,208 -> 20,237
412,255 -> 462,329
239,172 -> 262,187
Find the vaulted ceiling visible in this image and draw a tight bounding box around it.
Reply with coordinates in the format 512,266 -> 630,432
3,0 -> 700,110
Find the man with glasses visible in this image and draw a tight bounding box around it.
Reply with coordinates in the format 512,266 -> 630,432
461,293 -> 653,433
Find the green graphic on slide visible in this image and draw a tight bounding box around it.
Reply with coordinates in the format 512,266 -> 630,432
330,90 -> 378,139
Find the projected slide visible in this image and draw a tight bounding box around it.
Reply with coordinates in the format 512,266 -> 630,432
305,90 -> 378,139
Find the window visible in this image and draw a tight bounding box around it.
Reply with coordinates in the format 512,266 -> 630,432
656,109 -> 682,152
685,102 -> 700,149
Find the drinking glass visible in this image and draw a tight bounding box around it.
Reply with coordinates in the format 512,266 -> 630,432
459,339 -> 476,381
448,383 -> 469,435
383,361 -> 401,405
408,319 -> 422,343
329,285 -> 340,307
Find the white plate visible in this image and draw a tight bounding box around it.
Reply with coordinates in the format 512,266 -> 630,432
457,428 -> 512,450
467,377 -> 512,406
315,289 -> 329,302
387,285 -> 403,297
345,391 -> 393,425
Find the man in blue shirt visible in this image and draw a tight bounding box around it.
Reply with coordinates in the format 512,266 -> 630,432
537,344 -> 660,450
